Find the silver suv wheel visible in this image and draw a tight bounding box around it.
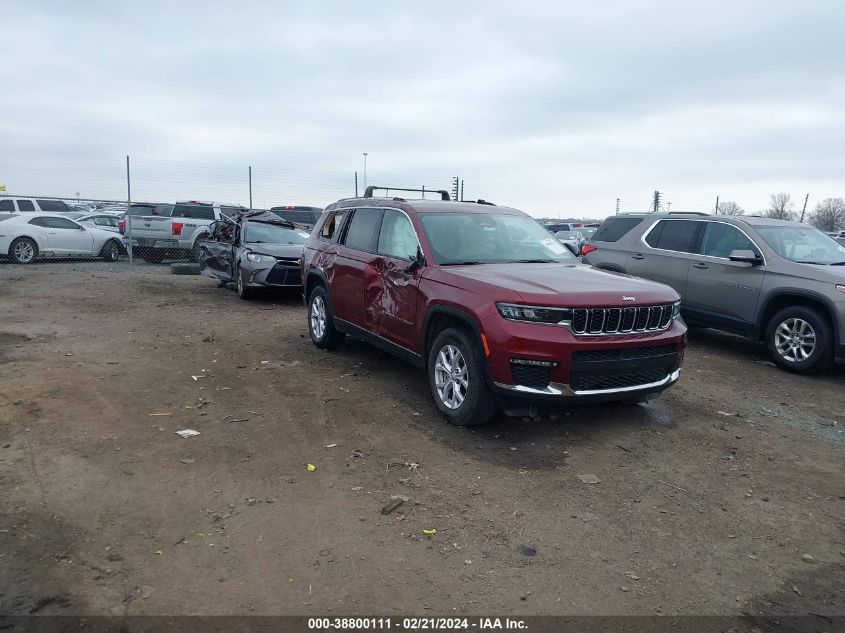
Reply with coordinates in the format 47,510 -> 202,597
434,344 -> 468,410
774,317 -> 816,363
310,295 -> 327,340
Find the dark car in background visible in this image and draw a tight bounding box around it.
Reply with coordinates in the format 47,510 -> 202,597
199,210 -> 309,299
269,205 -> 323,229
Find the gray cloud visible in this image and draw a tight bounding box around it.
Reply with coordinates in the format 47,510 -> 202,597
1,0 -> 843,216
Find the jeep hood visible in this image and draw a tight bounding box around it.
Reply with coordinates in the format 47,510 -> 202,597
438,263 -> 679,307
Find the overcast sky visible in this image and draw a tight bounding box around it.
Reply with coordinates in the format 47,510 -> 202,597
2,1 -> 843,217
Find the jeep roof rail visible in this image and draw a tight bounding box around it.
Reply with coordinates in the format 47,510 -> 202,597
363,186 -> 450,201
668,211 -> 710,216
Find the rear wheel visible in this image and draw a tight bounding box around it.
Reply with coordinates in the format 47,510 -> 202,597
766,306 -> 833,374
427,327 -> 498,426
9,237 -> 38,264
308,286 -> 345,349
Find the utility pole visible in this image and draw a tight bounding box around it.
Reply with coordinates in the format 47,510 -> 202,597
460,179 -> 464,202
451,176 -> 459,201
666,201 -> 671,211
354,171 -> 358,197
126,155 -> 133,264
800,193 -> 809,223
653,190 -> 661,213
615,198 -> 620,215
248,166 -> 253,209
714,195 -> 720,214
362,153 -> 368,190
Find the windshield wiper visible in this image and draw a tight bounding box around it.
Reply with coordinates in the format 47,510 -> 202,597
442,261 -> 484,266
508,259 -> 557,263
829,261 -> 845,266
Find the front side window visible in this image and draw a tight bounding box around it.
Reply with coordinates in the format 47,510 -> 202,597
700,223 -> 759,258
645,220 -> 700,253
378,210 -> 419,260
243,222 -> 308,245
419,212 -> 577,265
755,226 -> 845,265
342,208 -> 384,252
17,200 -> 35,212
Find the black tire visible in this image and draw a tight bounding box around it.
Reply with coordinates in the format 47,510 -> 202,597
171,263 -> 201,276
308,285 -> 346,349
9,237 -> 38,264
236,265 -> 254,300
100,240 -> 122,262
766,306 -> 833,374
427,327 -> 498,426
190,240 -> 203,262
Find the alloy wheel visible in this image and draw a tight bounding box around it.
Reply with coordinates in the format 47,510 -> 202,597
774,317 -> 816,363
434,344 -> 468,410
311,295 -> 327,340
14,241 -> 35,263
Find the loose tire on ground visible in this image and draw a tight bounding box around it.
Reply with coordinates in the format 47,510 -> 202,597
765,305 -> 833,374
308,286 -> 346,349
171,263 -> 201,275
427,326 -> 498,426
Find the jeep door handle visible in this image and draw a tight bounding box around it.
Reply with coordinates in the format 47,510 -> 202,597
691,262 -> 708,269
631,253 -> 645,260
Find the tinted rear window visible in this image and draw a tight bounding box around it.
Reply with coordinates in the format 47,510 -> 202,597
591,217 -> 643,242
37,199 -> 70,212
645,220 -> 700,253
17,200 -> 35,212
173,204 -> 214,220
127,205 -> 156,215
342,208 -> 384,251
0,200 -> 14,211
271,207 -> 322,225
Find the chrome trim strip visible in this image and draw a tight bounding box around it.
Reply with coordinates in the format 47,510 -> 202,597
494,369 -> 681,397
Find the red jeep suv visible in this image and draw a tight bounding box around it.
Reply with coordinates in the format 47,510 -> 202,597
302,187 -> 687,426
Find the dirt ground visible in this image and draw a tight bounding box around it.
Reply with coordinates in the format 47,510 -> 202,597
0,261 -> 843,618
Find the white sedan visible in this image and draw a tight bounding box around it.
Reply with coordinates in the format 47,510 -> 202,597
0,213 -> 126,264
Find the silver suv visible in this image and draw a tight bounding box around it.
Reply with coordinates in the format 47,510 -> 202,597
582,212 -> 845,373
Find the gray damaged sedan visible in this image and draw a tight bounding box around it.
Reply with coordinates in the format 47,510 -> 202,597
198,210 -> 309,299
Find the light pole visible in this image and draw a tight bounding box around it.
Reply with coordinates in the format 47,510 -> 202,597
362,153 -> 368,191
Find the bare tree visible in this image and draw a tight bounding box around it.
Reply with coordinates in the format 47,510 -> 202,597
764,193 -> 796,220
717,201 -> 744,216
808,197 -> 845,232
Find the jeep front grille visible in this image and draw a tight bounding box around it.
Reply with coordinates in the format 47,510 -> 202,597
571,305 -> 673,335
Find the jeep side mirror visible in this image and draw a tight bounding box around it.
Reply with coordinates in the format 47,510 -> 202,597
403,246 -> 426,274
729,249 -> 762,265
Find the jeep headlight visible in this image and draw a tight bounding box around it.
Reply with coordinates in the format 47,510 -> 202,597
246,252 -> 276,263
672,301 -> 682,319
496,302 -> 571,324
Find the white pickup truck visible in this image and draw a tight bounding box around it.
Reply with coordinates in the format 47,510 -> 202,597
120,201 -> 244,262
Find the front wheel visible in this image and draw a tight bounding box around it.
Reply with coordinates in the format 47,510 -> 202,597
766,306 -> 833,374
236,266 -> 253,300
428,327 -> 498,426
308,286 -> 345,349
10,237 -> 38,264
100,240 -> 122,262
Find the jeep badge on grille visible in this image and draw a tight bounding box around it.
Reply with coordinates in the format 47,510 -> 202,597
622,296 -> 636,302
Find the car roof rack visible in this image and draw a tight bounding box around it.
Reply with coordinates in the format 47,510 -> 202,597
668,211 -> 710,215
364,186 -> 450,201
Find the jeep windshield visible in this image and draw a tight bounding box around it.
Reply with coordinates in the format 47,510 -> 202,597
244,222 -> 308,245
419,213 -> 577,265
755,225 -> 845,265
